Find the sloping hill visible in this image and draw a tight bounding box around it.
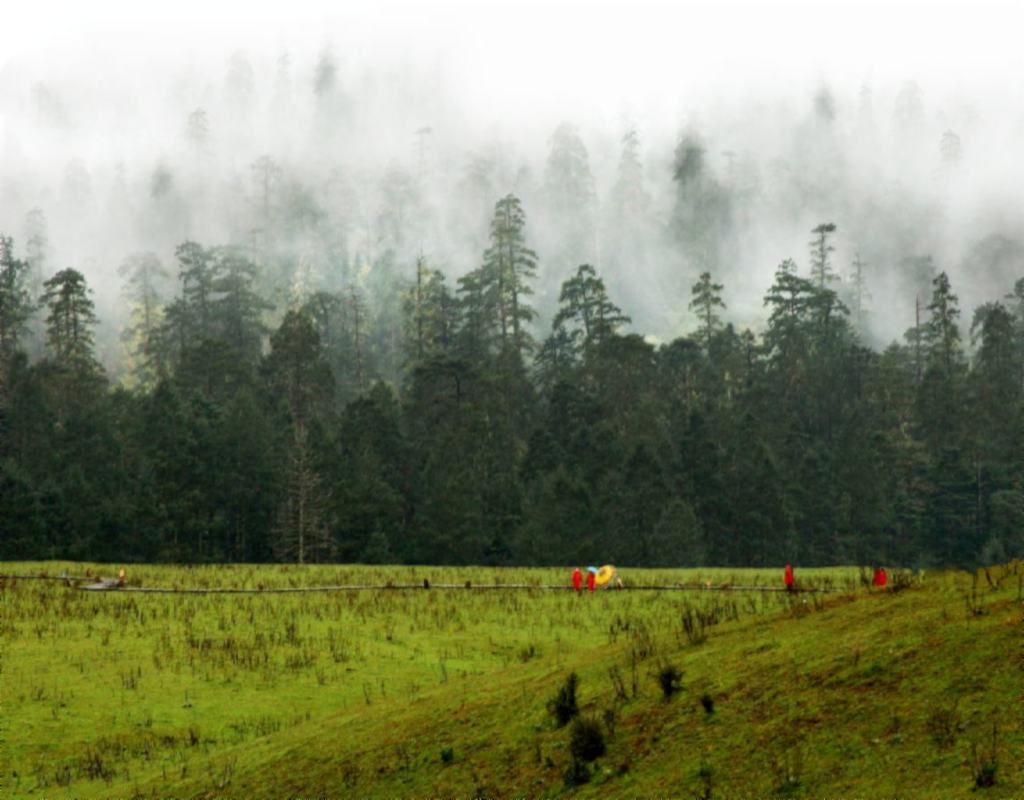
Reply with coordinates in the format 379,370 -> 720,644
137,567 -> 1023,799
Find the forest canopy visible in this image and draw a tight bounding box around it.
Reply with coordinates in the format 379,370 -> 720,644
2,41 -> 1023,568
2,205 -> 1023,567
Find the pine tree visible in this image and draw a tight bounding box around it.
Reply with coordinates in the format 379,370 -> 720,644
266,309 -> 334,426
185,108 -> 210,161
41,268 -> 99,373
473,194 -> 538,359
535,325 -> 579,391
402,257 -> 457,364
210,246 -> 269,363
848,251 -> 869,331
917,272 -> 966,452
671,128 -> 730,278
303,291 -> 346,352
763,259 -> 816,361
544,123 -> 596,270
1004,276 -> 1024,389
0,236 -> 33,370
410,256 -> 429,362
455,267 -> 492,362
612,128 -> 650,218
266,310 -> 334,563
333,383 -> 408,560
150,297 -> 190,376
274,425 -> 331,564
923,272 -> 962,373
903,296 -> 925,385
119,251 -> 168,387
553,264 -> 630,352
302,290 -> 350,399
689,271 -> 726,349
809,223 -> 838,288
23,209 -> 48,296
176,241 -> 216,341
970,302 -> 1020,463
673,131 -> 705,185
544,124 -> 595,218
347,286 -> 368,393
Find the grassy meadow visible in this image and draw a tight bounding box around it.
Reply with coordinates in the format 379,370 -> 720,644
1,562 -> 1022,798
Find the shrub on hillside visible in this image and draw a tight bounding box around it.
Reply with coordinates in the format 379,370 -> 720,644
657,664 -> 683,700
569,716 -> 606,763
563,758 -> 590,787
547,672 -> 579,727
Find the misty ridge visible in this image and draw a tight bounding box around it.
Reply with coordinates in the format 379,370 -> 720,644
3,45 -> 1024,378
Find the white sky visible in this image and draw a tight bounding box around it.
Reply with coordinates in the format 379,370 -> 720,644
3,0 -> 1024,343
4,0 -> 1023,110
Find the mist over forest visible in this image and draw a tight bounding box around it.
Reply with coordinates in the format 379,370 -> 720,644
4,41 -> 1024,369
4,7 -> 1024,569
8,9 -> 1024,800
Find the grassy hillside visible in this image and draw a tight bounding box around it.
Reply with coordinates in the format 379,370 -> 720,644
2,562 -> 1022,798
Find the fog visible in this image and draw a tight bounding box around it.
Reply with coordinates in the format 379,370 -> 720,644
4,1 -> 1024,372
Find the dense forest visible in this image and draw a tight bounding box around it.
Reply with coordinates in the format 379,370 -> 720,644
2,47 -> 1024,568
2,195 -> 1023,567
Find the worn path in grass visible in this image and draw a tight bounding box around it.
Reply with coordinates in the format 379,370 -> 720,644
3,563 -> 1022,798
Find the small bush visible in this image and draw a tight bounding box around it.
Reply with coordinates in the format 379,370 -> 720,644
974,760 -> 998,789
563,758 -> 590,787
700,692 -> 715,715
547,672 -> 579,728
569,716 -> 607,763
657,664 -> 683,700
440,746 -> 454,764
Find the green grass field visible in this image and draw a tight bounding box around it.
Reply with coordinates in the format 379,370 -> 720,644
2,562 -> 1022,798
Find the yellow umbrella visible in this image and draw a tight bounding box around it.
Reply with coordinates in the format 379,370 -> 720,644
594,565 -> 618,588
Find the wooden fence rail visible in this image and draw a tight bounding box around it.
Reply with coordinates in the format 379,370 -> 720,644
0,574 -> 845,595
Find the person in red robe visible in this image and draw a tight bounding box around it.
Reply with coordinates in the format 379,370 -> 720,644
873,566 -> 887,588
784,563 -> 794,591
572,567 -> 582,592
586,570 -> 596,593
